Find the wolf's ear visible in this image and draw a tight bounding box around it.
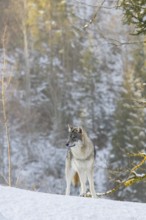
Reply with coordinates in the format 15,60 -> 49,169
78,127 -> 82,134
68,124 -> 73,132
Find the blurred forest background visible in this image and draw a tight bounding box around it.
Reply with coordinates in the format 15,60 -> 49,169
0,0 -> 146,202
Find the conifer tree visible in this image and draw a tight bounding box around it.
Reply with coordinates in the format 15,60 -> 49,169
119,0 -> 146,35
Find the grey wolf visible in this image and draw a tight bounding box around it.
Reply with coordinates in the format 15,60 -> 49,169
65,125 -> 97,198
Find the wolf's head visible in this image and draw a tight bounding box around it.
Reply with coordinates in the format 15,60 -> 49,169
66,125 -> 83,148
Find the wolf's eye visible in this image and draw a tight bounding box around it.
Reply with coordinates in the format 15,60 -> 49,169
71,135 -> 77,141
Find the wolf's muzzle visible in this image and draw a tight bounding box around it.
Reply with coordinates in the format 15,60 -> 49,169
66,142 -> 75,148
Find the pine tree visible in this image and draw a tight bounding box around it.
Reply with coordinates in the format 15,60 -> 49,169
119,0 -> 146,35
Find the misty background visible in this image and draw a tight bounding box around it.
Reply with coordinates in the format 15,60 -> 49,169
0,0 -> 146,202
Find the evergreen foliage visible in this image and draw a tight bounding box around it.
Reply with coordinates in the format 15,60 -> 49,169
119,0 -> 146,35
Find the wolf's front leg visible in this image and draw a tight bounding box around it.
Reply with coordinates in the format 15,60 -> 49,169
65,170 -> 74,195
78,171 -> 87,196
65,157 -> 74,195
87,169 -> 97,198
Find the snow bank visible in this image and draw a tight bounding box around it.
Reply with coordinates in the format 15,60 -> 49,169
0,186 -> 145,220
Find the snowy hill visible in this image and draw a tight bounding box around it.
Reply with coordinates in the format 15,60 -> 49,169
0,186 -> 145,220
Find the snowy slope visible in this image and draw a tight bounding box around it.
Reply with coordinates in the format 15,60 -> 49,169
0,186 -> 146,220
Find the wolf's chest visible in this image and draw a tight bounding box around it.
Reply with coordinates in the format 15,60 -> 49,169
71,145 -> 86,159
70,146 -> 93,163
71,155 -> 94,172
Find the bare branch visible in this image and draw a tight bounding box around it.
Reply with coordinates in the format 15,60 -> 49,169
83,0 -> 106,30
107,38 -> 146,46
75,0 -> 119,9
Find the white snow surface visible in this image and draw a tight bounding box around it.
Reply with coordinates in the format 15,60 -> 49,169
0,186 -> 146,220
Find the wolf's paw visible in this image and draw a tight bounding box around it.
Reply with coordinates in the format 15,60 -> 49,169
80,193 -> 87,197
92,194 -> 98,199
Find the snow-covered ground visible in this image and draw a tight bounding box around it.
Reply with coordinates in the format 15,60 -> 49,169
0,186 -> 145,220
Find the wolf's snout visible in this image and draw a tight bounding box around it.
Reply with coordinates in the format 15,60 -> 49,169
66,141 -> 70,147
66,142 -> 75,148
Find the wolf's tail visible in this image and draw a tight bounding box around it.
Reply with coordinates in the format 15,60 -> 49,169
72,172 -> 80,187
